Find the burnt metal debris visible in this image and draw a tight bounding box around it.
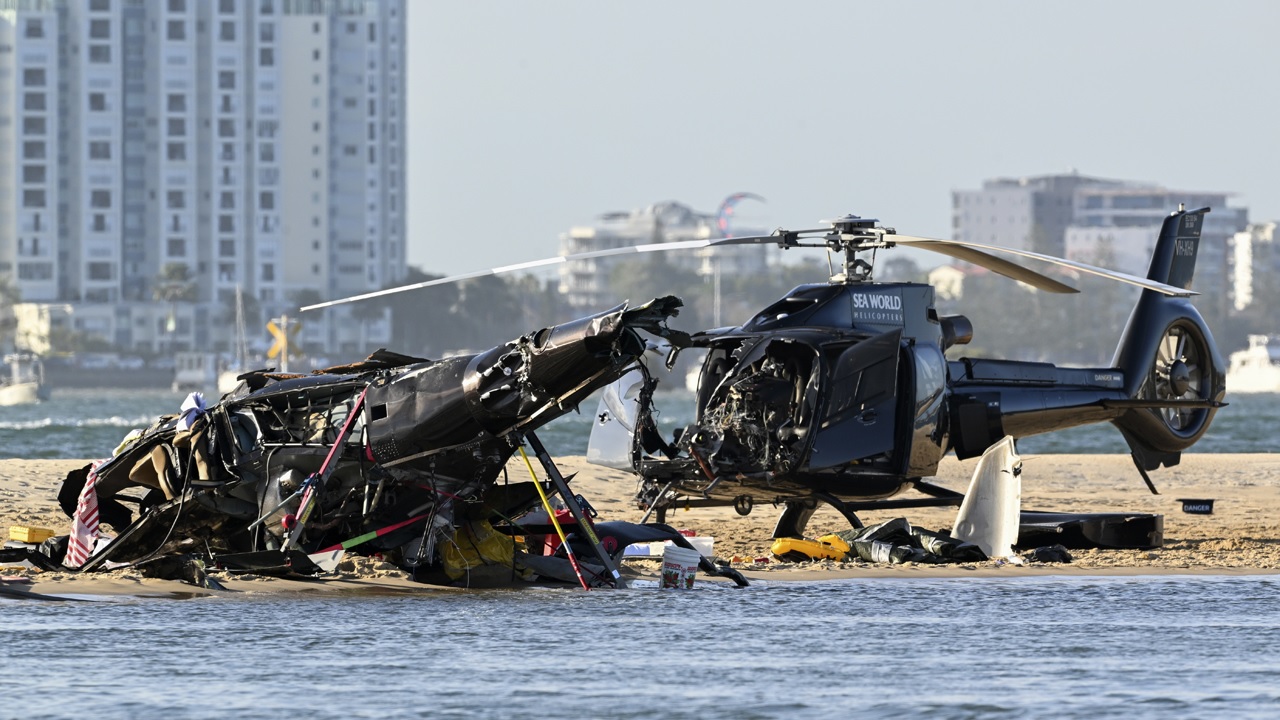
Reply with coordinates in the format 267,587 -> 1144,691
49,296 -> 747,589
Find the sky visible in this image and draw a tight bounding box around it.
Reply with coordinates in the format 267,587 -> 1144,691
405,1 -> 1280,278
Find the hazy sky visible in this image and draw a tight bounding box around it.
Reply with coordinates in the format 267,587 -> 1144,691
405,2 -> 1279,278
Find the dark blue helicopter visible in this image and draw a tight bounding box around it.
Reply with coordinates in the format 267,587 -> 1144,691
583,208 -> 1225,537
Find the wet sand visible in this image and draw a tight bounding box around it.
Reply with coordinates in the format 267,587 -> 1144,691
3,454 -> 1279,598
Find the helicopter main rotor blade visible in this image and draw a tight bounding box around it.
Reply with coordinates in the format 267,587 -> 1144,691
890,235 -> 1198,297
886,236 -> 1079,294
300,235 -> 794,312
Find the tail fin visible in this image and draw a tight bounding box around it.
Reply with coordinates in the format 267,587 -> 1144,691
1110,206 -> 1226,471
1146,206 -> 1209,289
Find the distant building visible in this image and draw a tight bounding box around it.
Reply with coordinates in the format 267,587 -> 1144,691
1232,222 -> 1279,312
1066,184 -> 1244,282
927,264 -> 968,301
952,173 -> 1124,256
558,200 -> 771,311
0,0 -> 406,356
952,173 -> 1247,324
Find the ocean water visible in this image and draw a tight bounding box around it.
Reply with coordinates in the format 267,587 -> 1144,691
3,395 -> 1278,718
1,387 -> 1275,461
2,575 -> 1279,718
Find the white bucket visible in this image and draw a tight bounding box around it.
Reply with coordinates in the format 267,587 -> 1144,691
686,536 -> 714,558
660,545 -> 701,590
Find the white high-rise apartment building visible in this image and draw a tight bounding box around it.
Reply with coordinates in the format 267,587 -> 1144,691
1231,222 -> 1278,312
0,0 -> 405,355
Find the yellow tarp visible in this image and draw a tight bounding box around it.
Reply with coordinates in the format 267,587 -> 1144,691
441,519 -> 530,580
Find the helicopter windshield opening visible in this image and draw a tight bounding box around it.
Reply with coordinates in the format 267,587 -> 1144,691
689,339 -> 820,476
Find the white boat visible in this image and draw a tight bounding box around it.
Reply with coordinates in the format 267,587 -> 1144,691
217,367 -> 246,396
1225,334 -> 1280,393
172,351 -> 218,393
0,352 -> 49,405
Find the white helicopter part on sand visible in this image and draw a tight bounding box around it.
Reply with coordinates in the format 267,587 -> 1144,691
952,435 -> 1023,561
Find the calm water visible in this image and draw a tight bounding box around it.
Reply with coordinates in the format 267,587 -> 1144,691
2,575 -> 1279,718
1,387 -> 1276,460
3,393 -> 1278,717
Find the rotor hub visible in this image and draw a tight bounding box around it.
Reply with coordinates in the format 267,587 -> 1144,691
1168,360 -> 1192,396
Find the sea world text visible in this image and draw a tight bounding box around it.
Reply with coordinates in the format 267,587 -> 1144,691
851,292 -> 904,324
851,293 -> 902,310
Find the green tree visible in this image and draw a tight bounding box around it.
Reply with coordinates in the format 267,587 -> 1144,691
507,272 -> 563,332
378,268 -> 460,357
1063,235 -> 1138,365
0,274 -> 17,305
604,252 -> 708,331
286,288 -> 323,314
153,263 -> 196,350
47,324 -> 113,354
942,271 -> 1040,360
452,274 -> 525,350
878,256 -> 924,283
153,262 -> 197,303
349,297 -> 388,354
0,275 -> 18,351
269,289 -> 326,361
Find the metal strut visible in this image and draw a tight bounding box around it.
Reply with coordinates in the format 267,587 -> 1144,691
524,431 -> 628,589
274,387 -> 368,551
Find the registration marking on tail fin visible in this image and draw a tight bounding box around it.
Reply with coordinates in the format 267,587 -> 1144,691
1150,206 -> 1210,291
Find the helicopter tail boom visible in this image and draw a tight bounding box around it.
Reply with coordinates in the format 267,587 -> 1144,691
941,207 -> 1227,470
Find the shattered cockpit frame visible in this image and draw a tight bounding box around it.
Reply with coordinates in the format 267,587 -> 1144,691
51,296 -> 746,588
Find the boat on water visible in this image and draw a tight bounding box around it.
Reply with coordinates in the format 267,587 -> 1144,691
216,366 -> 245,396
1225,334 -> 1280,393
171,351 -> 218,394
0,352 -> 49,405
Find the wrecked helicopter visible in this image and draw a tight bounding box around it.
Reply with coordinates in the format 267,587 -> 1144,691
304,205 -> 1227,540
53,297 -> 747,588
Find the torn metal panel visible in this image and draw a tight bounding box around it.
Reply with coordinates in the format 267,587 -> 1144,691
57,298 -> 686,587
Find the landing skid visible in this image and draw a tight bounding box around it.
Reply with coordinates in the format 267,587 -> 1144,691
771,484 -> 966,538
644,481 -> 966,539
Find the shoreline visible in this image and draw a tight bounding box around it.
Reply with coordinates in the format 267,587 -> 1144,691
3,453 -> 1279,599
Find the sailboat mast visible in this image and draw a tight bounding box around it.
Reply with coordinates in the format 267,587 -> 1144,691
234,285 -> 248,368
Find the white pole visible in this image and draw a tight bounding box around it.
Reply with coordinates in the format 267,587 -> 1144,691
280,313 -> 289,374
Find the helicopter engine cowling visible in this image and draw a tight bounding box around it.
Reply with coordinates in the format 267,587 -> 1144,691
940,315 -> 973,349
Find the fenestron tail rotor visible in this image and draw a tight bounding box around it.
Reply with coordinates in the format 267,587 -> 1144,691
1152,323 -> 1211,431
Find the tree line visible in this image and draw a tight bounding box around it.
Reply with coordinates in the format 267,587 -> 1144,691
5,244 -> 1276,364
